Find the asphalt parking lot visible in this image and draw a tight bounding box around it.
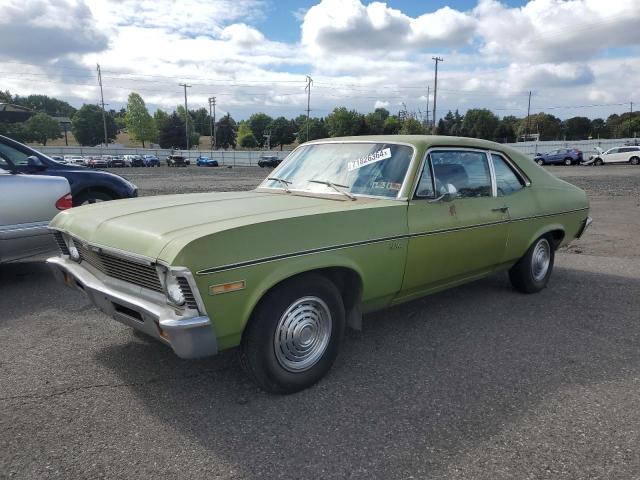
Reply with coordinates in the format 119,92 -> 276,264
1,165 -> 639,479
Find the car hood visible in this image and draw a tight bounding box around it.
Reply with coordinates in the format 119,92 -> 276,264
50,190 -> 380,262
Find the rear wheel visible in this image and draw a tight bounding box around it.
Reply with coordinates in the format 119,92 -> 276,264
240,274 -> 345,394
536,158 -> 545,166
74,190 -> 115,206
630,156 -> 639,165
509,235 -> 555,294
564,158 -> 572,166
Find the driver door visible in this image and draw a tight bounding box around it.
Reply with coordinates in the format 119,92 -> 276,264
397,149 -> 510,302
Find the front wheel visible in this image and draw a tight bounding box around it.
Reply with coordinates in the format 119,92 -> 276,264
509,235 -> 555,293
594,158 -> 603,166
240,274 -> 345,394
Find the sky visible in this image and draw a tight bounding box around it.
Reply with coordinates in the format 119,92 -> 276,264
0,0 -> 638,122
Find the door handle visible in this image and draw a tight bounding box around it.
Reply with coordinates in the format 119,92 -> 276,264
492,206 -> 509,212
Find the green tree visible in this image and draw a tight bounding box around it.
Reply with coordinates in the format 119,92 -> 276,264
248,112 -> 273,147
237,121 -> 258,148
0,90 -> 12,103
24,112 -> 62,145
518,112 -> 562,140
590,118 -> 609,139
71,104 -> 117,146
365,108 -> 389,135
191,107 -> 211,136
383,115 -> 401,134
13,94 -> 76,117
157,112 -> 186,148
215,114 -> 237,149
326,107 -> 362,137
297,117 -> 328,143
125,93 -> 156,147
438,110 -> 464,136
493,121 -> 517,143
563,116 -> 592,140
176,105 -> 200,148
614,116 -> 640,139
461,109 -> 499,140
269,117 -> 296,149
399,117 -> 425,135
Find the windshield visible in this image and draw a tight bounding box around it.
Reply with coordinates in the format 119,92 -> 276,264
259,142 -> 413,199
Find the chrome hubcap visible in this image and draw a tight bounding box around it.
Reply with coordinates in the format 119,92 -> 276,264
531,238 -> 551,282
274,296 -> 332,372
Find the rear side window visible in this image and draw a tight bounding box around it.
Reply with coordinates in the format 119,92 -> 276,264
430,150 -> 492,198
492,154 -> 525,196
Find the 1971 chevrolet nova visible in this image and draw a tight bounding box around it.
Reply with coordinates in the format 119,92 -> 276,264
48,135 -> 591,393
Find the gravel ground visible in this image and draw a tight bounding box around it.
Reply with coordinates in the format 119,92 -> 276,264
1,164 -> 639,479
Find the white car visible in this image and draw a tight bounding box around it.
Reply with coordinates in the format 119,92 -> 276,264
587,146 -> 640,166
63,155 -> 87,166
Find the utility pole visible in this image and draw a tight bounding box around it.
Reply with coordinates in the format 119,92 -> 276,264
96,64 -> 108,147
431,57 -> 443,133
630,101 -> 634,138
425,84 -> 430,129
525,91 -> 532,142
305,75 -> 313,141
208,96 -> 216,150
179,83 -> 191,151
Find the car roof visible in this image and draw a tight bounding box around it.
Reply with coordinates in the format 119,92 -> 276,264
305,134 -> 512,152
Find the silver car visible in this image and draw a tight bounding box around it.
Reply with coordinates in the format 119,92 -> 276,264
0,167 -> 71,263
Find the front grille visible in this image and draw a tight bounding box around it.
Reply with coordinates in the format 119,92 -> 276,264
53,231 -> 69,255
177,277 -> 198,310
73,239 -> 163,293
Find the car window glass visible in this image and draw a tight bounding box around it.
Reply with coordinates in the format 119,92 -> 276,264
607,148 -> 618,154
0,142 -> 31,165
430,150 -> 492,198
492,154 -> 524,196
415,155 -> 435,198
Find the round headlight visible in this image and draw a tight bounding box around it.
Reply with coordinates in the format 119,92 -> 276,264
167,282 -> 185,306
68,243 -> 80,261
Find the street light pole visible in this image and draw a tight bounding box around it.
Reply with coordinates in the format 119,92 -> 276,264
179,83 -> 191,151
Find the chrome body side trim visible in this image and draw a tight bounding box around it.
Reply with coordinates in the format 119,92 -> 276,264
47,256 -> 217,359
0,221 -> 51,240
197,207 -> 590,275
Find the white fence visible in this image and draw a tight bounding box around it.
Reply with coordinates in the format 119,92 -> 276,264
504,137 -> 639,158
38,146 -> 291,166
38,137 -> 640,164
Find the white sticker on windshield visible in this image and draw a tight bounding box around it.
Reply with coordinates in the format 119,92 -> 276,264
347,148 -> 392,171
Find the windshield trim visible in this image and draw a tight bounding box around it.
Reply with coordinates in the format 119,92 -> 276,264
259,140 -> 417,201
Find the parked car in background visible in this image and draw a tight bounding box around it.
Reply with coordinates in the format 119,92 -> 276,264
87,156 -> 109,168
167,154 -> 188,167
108,156 -> 126,168
0,135 -> 137,206
142,154 -> 160,167
0,167 -> 71,263
534,148 -> 583,166
50,155 -> 66,163
48,135 -> 591,393
196,156 -> 219,167
585,146 -> 640,166
63,155 -> 86,166
123,154 -> 144,167
258,154 -> 282,168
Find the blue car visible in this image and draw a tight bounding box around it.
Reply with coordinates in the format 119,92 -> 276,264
534,148 -> 583,166
142,154 -> 160,167
0,135 -> 138,206
196,156 -> 219,167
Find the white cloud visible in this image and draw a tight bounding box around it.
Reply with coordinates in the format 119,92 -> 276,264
374,100 -> 389,109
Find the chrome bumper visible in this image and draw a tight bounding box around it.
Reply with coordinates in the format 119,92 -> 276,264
576,216 -> 593,239
47,256 -> 217,359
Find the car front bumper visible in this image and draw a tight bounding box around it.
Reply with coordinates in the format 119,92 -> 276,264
576,216 -> 593,239
47,256 -> 218,359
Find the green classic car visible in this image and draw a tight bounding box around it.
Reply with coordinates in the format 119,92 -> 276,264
48,135 -> 591,393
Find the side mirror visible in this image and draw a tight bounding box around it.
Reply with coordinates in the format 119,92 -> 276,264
429,184 -> 457,203
27,156 -> 47,171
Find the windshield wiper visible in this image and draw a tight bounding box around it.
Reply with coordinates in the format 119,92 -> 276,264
267,176 -> 292,193
309,179 -> 356,200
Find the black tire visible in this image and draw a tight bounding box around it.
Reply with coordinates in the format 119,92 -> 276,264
630,156 -> 639,166
73,190 -> 115,206
564,157 -> 572,166
594,158 -> 603,166
536,158 -> 545,166
240,274 -> 345,394
509,235 -> 555,294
